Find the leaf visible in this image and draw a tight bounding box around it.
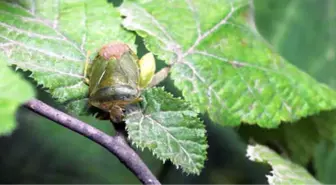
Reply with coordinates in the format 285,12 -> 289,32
160,124 -> 269,184
254,0 -> 336,89
0,0 -> 135,114
239,110 -> 336,165
0,55 -> 34,135
242,0 -> 336,166
284,112 -> 336,164
119,0 -> 336,127
125,87 -> 208,174
314,142 -> 329,183
247,144 -> 321,185
314,141 -> 336,184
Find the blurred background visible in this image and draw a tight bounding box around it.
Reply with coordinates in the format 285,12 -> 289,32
1,0 -> 335,184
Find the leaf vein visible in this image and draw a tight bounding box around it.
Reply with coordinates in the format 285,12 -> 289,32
10,61 -> 83,78
185,0 -> 201,36
138,115 -> 144,145
0,34 -> 82,62
133,4 -> 176,45
146,115 -> 198,168
54,81 -> 84,91
80,2 -> 88,51
0,22 -> 65,41
30,0 -> 36,15
122,3 -> 183,60
53,0 -> 60,28
183,2 -> 242,57
0,5 -> 85,56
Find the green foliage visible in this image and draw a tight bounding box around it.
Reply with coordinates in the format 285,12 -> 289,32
244,0 -> 336,167
119,0 -> 336,128
0,0 -> 209,175
284,112 -> 336,164
314,141 -> 336,184
1,0 -> 336,182
239,111 -> 336,165
0,55 -> 34,135
126,87 -> 207,174
254,0 -> 336,88
247,144 -> 321,185
0,0 -> 135,114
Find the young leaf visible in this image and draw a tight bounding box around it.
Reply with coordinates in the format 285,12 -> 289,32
0,0 -> 135,114
119,0 -> 336,128
125,87 -> 208,174
139,52 -> 156,88
247,144 -> 321,185
0,55 -> 34,135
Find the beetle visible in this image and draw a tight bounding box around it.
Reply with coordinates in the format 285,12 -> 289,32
83,42 -> 155,123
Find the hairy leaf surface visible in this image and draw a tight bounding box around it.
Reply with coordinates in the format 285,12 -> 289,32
125,87 -> 207,174
0,0 -> 135,114
120,0 -> 336,127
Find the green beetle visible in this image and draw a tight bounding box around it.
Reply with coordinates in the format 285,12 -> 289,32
84,42 -> 155,123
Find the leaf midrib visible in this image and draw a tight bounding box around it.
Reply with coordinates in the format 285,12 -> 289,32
144,114 -> 198,171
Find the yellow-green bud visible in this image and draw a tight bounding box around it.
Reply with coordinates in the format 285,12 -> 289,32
139,52 -> 156,88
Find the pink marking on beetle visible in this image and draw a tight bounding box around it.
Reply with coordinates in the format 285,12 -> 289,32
99,42 -> 130,60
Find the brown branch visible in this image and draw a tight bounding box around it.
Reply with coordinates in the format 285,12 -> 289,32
24,99 -> 161,185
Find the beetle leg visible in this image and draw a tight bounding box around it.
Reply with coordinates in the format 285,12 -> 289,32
109,105 -> 124,123
83,50 -> 91,85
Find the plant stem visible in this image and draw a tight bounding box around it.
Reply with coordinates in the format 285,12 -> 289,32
149,66 -> 171,88
24,98 -> 161,185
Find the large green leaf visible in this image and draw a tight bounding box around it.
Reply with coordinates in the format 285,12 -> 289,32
0,0 -> 135,114
119,0 -> 336,128
243,0 -> 336,166
254,0 -> 336,88
125,87 -> 207,174
0,55 -> 34,135
247,144 -> 321,185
